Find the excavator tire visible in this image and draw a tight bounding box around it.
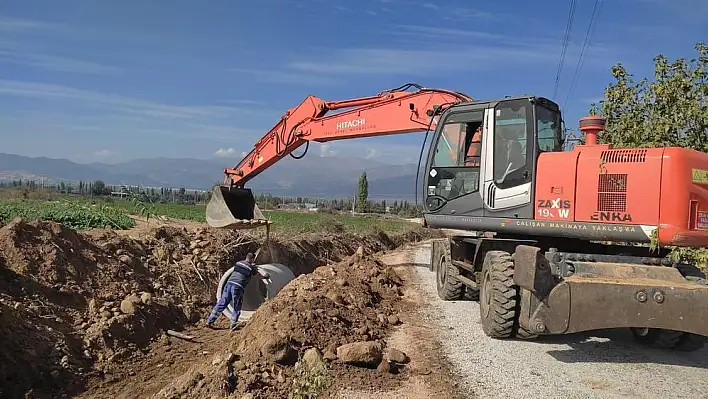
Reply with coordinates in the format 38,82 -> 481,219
463,284 -> 480,301
479,250 -> 518,339
630,328 -> 683,349
435,244 -> 464,301
676,332 -> 708,351
673,264 -> 708,351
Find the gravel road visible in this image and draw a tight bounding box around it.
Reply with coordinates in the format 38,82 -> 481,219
409,241 -> 708,399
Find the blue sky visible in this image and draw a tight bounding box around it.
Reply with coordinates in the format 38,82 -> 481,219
1,0 -> 706,165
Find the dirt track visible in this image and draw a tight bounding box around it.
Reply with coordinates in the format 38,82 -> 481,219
407,240 -> 708,399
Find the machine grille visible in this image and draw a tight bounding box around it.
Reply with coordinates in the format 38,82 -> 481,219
597,173 -> 627,212
600,149 -> 647,163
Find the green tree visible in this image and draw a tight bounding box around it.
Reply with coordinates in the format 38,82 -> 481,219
92,180 -> 106,196
357,172 -> 368,213
595,42 -> 708,265
597,42 -> 707,151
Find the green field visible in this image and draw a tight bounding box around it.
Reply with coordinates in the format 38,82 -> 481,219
0,198 -> 135,230
0,197 -> 416,235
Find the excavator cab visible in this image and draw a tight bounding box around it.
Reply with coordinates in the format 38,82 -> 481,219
206,185 -> 270,229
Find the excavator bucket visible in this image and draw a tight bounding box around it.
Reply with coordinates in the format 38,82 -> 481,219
206,185 -> 271,229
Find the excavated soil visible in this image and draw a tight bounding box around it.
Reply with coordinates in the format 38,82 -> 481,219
152,251 -> 411,399
0,217 -> 440,399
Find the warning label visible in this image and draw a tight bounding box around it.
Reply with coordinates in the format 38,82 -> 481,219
692,169 -> 708,184
698,211 -> 708,230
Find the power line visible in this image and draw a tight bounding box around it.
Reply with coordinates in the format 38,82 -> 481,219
552,0 -> 579,100
563,0 -> 604,110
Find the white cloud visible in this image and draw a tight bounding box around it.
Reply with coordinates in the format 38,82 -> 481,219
0,79 -> 268,120
389,25 -> 504,41
214,148 -> 238,158
0,49 -> 121,74
93,149 -> 117,159
284,39 -> 613,78
0,16 -> 60,32
319,143 -> 338,157
228,68 -> 342,86
313,138 -> 427,164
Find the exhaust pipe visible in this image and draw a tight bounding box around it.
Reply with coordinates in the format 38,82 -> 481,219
206,184 -> 271,229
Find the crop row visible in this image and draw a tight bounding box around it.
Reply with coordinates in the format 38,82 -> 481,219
0,199 -> 135,230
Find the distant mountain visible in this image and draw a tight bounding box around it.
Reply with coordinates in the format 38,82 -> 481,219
0,153 -> 423,199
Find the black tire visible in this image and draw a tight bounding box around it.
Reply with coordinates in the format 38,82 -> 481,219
514,323 -> 538,340
463,283 -> 480,301
631,328 -> 683,349
673,263 -> 708,351
675,333 -> 707,352
435,250 -> 464,301
479,251 -> 518,338
429,240 -> 440,272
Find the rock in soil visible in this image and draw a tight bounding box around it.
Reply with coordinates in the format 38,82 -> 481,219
387,348 -> 410,364
337,341 -> 384,367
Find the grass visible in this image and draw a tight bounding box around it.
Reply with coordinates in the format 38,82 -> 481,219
94,197 -> 415,235
0,195 -> 417,236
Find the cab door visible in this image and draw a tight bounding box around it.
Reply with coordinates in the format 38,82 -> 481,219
480,99 -> 535,218
423,107 -> 486,217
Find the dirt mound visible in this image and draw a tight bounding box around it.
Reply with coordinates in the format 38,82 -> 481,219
154,249 -> 411,399
0,217 -> 436,398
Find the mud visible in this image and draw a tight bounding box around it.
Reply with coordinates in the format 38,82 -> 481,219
0,217 -> 440,399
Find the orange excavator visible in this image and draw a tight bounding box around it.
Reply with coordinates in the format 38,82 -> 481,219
207,83 -> 708,351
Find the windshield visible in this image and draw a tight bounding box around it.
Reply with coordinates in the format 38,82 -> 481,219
536,105 -> 562,152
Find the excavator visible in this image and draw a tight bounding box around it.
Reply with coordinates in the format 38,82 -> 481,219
206,83 -> 708,351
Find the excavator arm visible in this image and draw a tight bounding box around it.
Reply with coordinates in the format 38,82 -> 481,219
207,83 -> 471,229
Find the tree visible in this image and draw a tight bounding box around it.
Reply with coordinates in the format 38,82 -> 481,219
357,172 -> 368,213
92,180 -> 106,196
595,42 -> 707,152
595,42 -> 708,264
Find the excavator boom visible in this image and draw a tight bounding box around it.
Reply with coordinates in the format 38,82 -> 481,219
207,84 -> 471,229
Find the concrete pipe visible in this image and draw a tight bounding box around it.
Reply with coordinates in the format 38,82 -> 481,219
216,263 -> 295,321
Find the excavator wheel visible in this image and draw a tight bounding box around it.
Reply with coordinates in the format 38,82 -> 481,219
435,246 -> 464,301
630,328 -> 684,349
479,250 -> 518,339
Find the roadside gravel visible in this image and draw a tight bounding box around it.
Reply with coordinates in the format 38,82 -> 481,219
410,241 -> 708,398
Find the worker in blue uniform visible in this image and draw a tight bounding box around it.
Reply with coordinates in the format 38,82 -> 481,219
205,252 -> 271,331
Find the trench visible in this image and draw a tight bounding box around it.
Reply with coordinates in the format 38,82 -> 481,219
213,229 -> 441,320
0,218 -> 444,399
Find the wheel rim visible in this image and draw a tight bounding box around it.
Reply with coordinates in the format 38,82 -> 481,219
480,268 -> 491,318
